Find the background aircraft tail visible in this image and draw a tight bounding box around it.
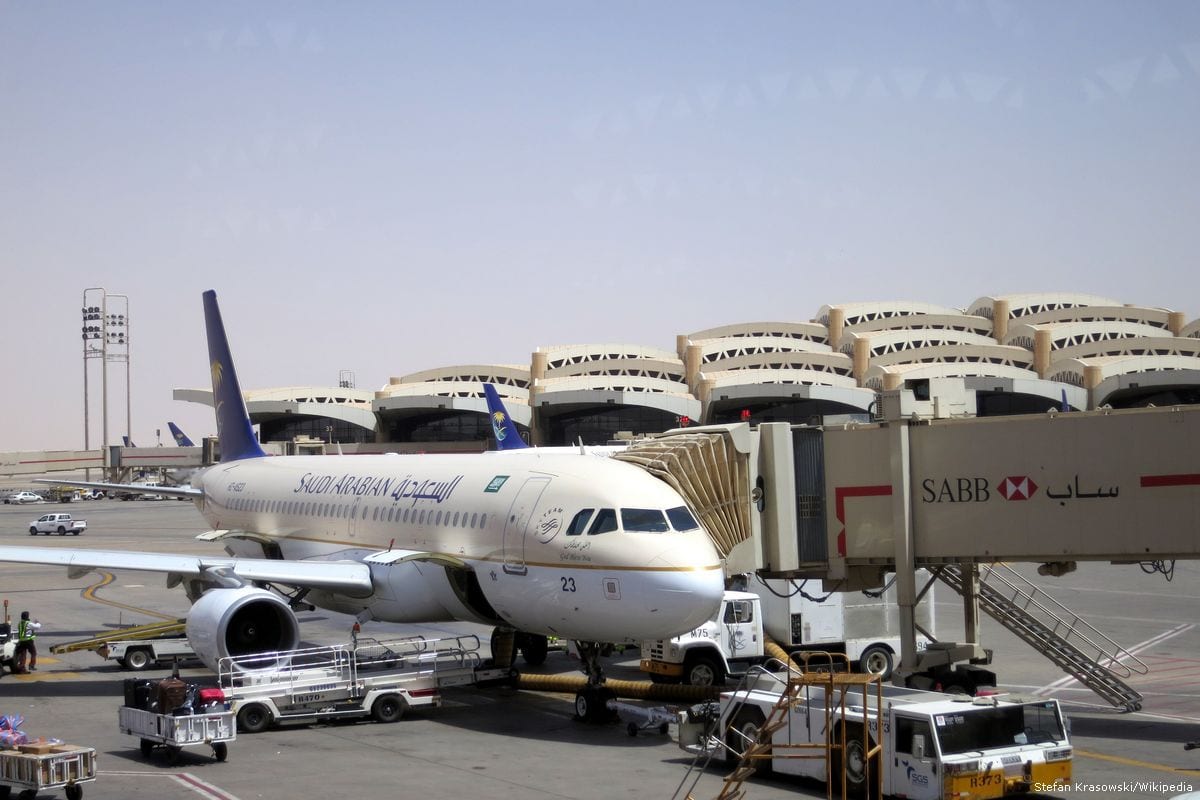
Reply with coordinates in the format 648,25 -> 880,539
122,435 -> 136,447
483,383 -> 528,449
203,290 -> 267,460
168,422 -> 195,447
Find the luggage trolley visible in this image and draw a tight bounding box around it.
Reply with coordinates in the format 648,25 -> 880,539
0,743 -> 97,800
117,707 -> 235,763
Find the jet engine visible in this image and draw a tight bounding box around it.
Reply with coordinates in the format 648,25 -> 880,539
184,586 -> 301,671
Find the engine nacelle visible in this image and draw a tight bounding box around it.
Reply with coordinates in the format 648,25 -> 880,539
185,586 -> 301,671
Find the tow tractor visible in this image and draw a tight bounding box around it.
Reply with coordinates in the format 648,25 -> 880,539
219,634 -> 513,732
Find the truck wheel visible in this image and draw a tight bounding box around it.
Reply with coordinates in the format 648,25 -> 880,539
213,741 -> 228,762
518,633 -> 549,666
833,724 -> 877,799
65,785 -> 83,800
29,527 -> 37,535
858,645 -> 893,681
237,703 -> 273,733
371,694 -> 405,724
725,708 -> 771,775
57,526 -> 66,535
124,648 -> 153,671
683,654 -> 724,687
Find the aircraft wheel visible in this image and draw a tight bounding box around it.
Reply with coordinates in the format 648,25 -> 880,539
573,686 -> 615,724
519,633 -> 549,666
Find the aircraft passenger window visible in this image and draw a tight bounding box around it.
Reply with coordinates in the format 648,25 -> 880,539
621,508 -> 669,532
666,506 -> 700,531
403,509 -> 411,523
588,508 -> 618,535
566,509 -> 595,536
372,508 -> 379,522
435,510 -> 442,526
479,513 -> 487,528
469,512 -> 477,528
419,510 -> 427,524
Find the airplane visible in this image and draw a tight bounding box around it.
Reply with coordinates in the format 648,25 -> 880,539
483,383 -> 529,450
482,383 -> 629,456
122,435 -> 137,447
2,290 -> 725,718
168,422 -> 196,447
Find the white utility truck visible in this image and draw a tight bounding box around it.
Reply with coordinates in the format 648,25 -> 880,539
641,573 -> 935,687
28,513 -> 86,535
678,664 -> 1072,799
220,634 -> 512,732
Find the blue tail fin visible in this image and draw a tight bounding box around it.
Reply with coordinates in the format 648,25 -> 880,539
483,383 -> 528,450
122,436 -> 135,447
168,422 -> 195,447
203,290 -> 267,460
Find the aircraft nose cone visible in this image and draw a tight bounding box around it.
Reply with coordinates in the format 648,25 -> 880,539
644,544 -> 725,637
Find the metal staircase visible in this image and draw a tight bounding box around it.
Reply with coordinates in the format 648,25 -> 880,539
936,563 -> 1146,711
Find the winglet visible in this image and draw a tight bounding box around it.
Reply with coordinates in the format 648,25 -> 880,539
483,383 -> 528,449
203,290 -> 267,460
168,422 -> 195,447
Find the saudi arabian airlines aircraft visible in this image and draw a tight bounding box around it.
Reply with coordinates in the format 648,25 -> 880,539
0,290 -> 725,711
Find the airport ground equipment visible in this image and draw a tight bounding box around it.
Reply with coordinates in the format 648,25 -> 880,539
100,636 -> 198,671
219,634 -> 512,732
606,700 -> 675,737
0,624 -> 14,674
618,404 -> 1200,706
27,513 -> 85,536
118,706 -> 234,763
0,744 -> 97,800
641,574 -> 934,686
673,654 -> 1071,800
51,619 -> 185,658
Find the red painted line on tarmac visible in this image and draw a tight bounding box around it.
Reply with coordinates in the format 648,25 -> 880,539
173,772 -> 241,800
834,484 -> 892,556
1140,473 -> 1200,487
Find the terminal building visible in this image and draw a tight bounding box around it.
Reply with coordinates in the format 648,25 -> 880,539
174,292 -> 1200,451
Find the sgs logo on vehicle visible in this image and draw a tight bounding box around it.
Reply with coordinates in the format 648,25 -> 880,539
921,475 -> 1039,503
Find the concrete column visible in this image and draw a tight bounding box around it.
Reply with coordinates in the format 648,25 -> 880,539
883,372 -> 903,392
528,379 -> 545,446
1083,364 -> 1104,410
852,337 -> 870,386
827,307 -> 845,351
1034,328 -> 1051,378
698,377 -> 715,422
685,344 -> 703,394
1169,311 -> 1186,337
530,350 -> 548,382
992,299 -> 1010,342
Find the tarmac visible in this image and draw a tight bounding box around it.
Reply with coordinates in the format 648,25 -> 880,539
2,497 -> 1200,800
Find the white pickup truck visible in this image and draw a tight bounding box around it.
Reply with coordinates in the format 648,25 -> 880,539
28,512 -> 86,535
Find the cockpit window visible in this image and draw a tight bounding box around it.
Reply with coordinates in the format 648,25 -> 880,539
587,508 -> 618,535
566,508 -> 595,536
621,508 -> 669,532
666,506 -> 700,531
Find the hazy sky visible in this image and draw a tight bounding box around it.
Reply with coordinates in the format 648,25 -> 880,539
2,1 -> 1198,452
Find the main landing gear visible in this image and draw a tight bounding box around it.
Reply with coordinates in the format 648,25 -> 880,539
573,641 -> 617,724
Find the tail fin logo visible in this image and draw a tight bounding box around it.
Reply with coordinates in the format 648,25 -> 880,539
491,411 -> 509,442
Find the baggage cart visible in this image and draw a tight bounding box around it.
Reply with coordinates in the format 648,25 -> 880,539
606,700 -> 676,737
0,743 -> 97,800
117,706 -> 235,763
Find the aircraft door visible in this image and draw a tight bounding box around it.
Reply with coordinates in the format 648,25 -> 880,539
502,476 -> 551,576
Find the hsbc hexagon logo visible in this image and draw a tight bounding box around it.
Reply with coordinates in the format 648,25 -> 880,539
997,476 -> 1038,501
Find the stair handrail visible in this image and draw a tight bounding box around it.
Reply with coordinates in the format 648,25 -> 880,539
979,563 -> 1148,677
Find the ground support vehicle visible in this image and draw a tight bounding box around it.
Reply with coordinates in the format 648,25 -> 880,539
641,575 -> 936,687
0,624 -> 15,674
27,514 -> 85,536
117,706 -> 234,763
607,700 -> 675,737
675,657 -> 1071,800
100,637 -> 197,671
0,744 -> 97,800
220,634 -> 513,732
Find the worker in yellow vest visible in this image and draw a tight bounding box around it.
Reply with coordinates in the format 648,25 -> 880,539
13,611 -> 41,673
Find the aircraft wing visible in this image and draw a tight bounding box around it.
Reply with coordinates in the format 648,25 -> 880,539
0,546 -> 373,595
33,478 -> 203,499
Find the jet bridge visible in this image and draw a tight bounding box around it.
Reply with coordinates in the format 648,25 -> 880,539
615,403 -> 1200,709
